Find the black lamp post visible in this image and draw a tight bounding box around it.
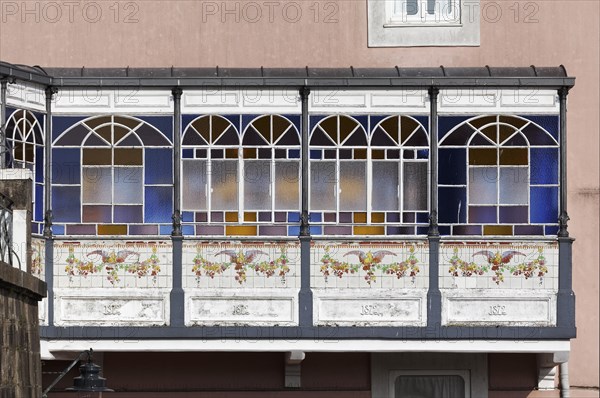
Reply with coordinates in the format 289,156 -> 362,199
42,348 -> 113,397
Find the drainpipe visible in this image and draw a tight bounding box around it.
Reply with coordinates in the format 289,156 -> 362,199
559,362 -> 570,398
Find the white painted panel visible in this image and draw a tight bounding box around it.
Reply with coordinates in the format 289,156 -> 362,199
186,289 -> 297,326
501,89 -> 558,107
370,91 -> 428,109
310,90 -> 367,108
53,89 -> 112,111
184,90 -> 240,108
54,289 -> 169,326
114,89 -> 173,111
442,290 -> 556,326
6,82 -> 46,111
313,289 -> 426,326
439,89 -> 559,114
241,89 -> 300,108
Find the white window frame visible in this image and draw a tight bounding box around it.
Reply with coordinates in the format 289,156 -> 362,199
368,0 -> 480,47
389,370 -> 471,398
385,0 -> 461,26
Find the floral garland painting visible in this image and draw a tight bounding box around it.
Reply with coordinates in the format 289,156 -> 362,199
448,247 -> 548,285
191,247 -> 290,285
64,245 -> 161,285
319,245 -> 420,285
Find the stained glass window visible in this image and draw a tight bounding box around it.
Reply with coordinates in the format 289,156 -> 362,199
182,114 -> 300,236
439,114 -> 559,236
5,109 -> 45,233
52,115 -> 172,236
310,115 -> 429,236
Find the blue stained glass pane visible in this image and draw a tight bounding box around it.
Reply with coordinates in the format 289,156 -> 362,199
439,225 -> 451,235
52,148 -> 80,184
52,225 -> 65,235
439,187 -> 466,223
289,149 -> 300,159
417,226 -> 429,235
241,114 -> 259,132
159,225 -> 172,235
416,212 -> 429,223
354,115 -> 369,133
145,149 -> 172,184
182,225 -> 195,235
310,115 -> 327,130
182,149 -> 194,159
499,206 -> 528,223
469,206 -> 497,223
310,226 -> 322,235
182,114 -> 198,131
145,186 -> 173,222
138,116 -> 173,143
439,116 -> 473,140
523,115 -> 559,141
309,212 -> 322,222
387,213 -> 401,223
530,187 -> 558,223
114,205 -> 143,223
35,184 -> 43,221
530,148 -> 558,184
545,225 -> 559,235
414,116 -> 429,132
416,149 -> 429,159
35,147 -> 44,183
288,212 -> 301,222
284,114 -> 301,132
310,150 -> 322,160
182,212 -> 194,222
52,116 -> 86,140
288,226 -> 299,236
387,226 -> 415,235
52,186 -> 80,222
439,148 -> 466,185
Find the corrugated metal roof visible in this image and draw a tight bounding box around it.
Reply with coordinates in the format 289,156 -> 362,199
1,60 -> 574,89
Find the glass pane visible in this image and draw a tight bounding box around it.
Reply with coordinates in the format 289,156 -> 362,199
82,167 -> 112,204
114,167 -> 143,204
182,160 -> 207,211
340,161 -> 366,211
310,161 -> 336,211
244,160 -> 271,211
403,162 -> 428,211
469,167 -> 498,205
395,375 -> 465,398
275,161 -> 299,210
372,161 -> 399,211
499,167 -> 528,205
145,186 -> 173,222
82,205 -> 112,223
52,186 -> 80,222
211,160 -> 238,211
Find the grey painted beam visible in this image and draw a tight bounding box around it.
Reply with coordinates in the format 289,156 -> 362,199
43,87 -> 57,238
558,87 -> 570,237
45,239 -> 54,326
0,78 -> 9,169
171,88 -> 182,237
556,237 -> 576,330
170,237 -> 185,327
40,325 -> 576,340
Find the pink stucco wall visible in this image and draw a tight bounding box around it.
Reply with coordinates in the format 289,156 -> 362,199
3,0 -> 599,388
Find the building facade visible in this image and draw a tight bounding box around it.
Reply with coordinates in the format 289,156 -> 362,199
0,0 -> 598,396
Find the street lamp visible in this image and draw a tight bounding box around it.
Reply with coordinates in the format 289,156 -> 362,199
42,348 -> 113,397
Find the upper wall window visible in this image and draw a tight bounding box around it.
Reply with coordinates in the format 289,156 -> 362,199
309,114 -> 429,236
181,114 -> 301,237
52,115 -> 173,236
438,115 -> 559,237
388,0 -> 460,25
368,0 -> 479,47
5,109 -> 45,232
